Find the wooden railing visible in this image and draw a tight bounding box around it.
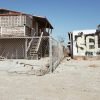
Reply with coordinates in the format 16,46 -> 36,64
36,32 -> 43,52
26,32 -> 36,52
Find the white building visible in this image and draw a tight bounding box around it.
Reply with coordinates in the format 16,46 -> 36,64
68,29 -> 100,60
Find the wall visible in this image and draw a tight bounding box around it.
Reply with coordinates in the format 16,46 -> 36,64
0,15 -> 33,37
0,26 -> 25,36
0,39 -> 25,59
72,30 -> 100,57
0,15 -> 32,28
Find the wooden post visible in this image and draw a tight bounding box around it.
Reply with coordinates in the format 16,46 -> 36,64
16,49 -> 18,59
24,25 -> 26,36
25,38 -> 28,59
50,29 -> 52,34
1,26 -> 2,36
49,36 -> 53,72
48,25 -> 50,34
36,22 -> 38,36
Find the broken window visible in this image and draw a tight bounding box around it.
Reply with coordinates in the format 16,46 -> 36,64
89,45 -> 94,49
89,38 -> 94,43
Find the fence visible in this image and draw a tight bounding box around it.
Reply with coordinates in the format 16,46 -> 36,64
0,36 -> 65,72
49,36 -> 65,72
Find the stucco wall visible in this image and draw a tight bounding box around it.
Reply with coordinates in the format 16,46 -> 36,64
72,30 -> 100,57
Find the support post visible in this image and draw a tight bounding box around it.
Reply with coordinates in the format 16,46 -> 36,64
25,38 -> 28,59
50,29 -> 52,34
36,22 -> 38,36
49,36 -> 53,72
24,25 -> 26,36
48,25 -> 50,34
1,26 -> 2,36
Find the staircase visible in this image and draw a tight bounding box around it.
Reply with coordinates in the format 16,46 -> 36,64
29,32 -> 43,59
29,38 -> 39,59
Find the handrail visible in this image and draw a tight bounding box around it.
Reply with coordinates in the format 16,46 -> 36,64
32,29 -> 36,36
26,32 -> 36,52
36,32 -> 43,52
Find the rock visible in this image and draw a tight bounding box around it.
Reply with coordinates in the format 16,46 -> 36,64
35,67 -> 49,76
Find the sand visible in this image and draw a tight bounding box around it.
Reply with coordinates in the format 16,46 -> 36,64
0,58 -> 100,100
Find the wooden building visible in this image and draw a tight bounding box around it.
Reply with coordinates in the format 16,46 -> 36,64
0,8 -> 53,59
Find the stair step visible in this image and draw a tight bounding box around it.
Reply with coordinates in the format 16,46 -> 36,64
30,50 -> 37,53
30,54 -> 38,60
31,48 -> 36,50
31,46 -> 36,48
30,52 -> 37,54
33,41 -> 38,43
31,44 -> 38,46
30,52 -> 37,55
32,45 -> 37,47
30,50 -> 36,52
31,47 -> 36,49
33,39 -> 39,41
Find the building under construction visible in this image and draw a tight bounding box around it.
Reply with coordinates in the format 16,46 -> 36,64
0,8 -> 53,59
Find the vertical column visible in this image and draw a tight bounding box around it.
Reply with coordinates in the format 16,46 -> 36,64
1,26 -> 2,36
25,38 -> 28,59
49,36 -> 53,72
24,25 -> 26,36
36,22 -> 38,36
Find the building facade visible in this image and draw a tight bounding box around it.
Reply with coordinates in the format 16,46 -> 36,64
68,27 -> 100,60
0,8 -> 53,59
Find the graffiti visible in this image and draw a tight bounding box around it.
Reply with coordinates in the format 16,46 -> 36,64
75,32 -> 100,56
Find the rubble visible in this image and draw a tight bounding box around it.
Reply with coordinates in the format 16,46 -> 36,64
6,58 -> 50,76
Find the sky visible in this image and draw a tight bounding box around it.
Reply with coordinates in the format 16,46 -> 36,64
0,0 -> 100,43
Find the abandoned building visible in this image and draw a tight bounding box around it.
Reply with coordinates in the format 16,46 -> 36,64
67,26 -> 100,60
0,8 -> 53,59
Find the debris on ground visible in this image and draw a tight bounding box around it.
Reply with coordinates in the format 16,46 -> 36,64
88,64 -> 98,68
0,57 -> 50,76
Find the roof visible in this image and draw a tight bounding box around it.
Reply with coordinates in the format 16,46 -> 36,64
0,8 -> 24,14
33,16 -> 53,29
72,29 -> 96,35
0,8 -> 53,29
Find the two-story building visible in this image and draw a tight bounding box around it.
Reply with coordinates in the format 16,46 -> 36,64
0,8 -> 53,59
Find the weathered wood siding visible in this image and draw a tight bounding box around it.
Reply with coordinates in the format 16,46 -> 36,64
0,15 -> 33,37
1,26 -> 25,36
0,15 -> 32,28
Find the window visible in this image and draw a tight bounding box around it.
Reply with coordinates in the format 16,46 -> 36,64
89,39 -> 94,43
89,45 -> 94,49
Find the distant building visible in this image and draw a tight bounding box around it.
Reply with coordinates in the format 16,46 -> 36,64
67,27 -> 100,60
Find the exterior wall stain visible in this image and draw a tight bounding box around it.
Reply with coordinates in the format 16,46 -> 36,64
68,29 -> 100,59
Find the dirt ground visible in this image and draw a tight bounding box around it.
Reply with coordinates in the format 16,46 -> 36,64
0,58 -> 100,100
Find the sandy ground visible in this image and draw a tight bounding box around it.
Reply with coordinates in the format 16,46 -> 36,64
0,58 -> 100,100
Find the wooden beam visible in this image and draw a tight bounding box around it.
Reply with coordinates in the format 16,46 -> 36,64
26,38 -> 33,52
0,36 -> 49,39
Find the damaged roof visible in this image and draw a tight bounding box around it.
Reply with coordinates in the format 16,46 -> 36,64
0,8 -> 53,29
33,16 -> 53,29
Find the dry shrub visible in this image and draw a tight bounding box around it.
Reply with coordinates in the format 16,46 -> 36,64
88,64 -> 98,68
